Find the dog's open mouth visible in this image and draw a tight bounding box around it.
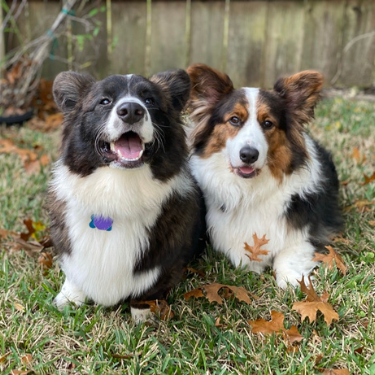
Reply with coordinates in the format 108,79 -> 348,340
99,131 -> 147,168
234,166 -> 259,179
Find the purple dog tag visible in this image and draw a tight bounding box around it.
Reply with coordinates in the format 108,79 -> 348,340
89,215 -> 113,231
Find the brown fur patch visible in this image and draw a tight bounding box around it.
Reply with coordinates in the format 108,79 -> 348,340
201,101 -> 249,158
201,123 -> 241,158
256,99 -> 300,182
274,70 -> 323,125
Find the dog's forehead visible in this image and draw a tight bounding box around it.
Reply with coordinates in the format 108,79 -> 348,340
216,89 -> 249,115
94,74 -> 155,97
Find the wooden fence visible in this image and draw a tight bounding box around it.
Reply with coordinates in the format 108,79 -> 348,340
2,0 -> 375,88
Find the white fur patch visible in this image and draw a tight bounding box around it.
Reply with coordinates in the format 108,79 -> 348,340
226,88 -> 268,170
131,307 -> 152,324
106,96 -> 154,143
190,133 -> 321,288
51,162 -> 194,306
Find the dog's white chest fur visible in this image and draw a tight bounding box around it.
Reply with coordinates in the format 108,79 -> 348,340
52,163 -> 191,306
190,135 -> 322,286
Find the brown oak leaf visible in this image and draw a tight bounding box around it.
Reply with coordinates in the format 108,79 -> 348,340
143,300 -> 174,320
360,171 -> 375,186
317,369 -> 350,375
20,219 -> 36,241
249,311 -> 303,346
184,283 -> 254,305
313,246 -> 347,275
292,276 -> 339,325
244,233 -> 270,262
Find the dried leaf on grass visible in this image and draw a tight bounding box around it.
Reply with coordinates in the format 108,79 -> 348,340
313,246 -> 347,275
184,283 -> 255,305
143,300 -> 174,321
186,267 -> 205,277
11,370 -> 31,375
369,221 -> 375,227
345,199 -> 374,212
0,352 -> 11,363
0,139 -> 50,174
292,276 -> 339,325
0,228 -> 18,239
244,233 -> 270,262
249,311 -> 303,346
20,219 -> 36,241
360,171 -> 375,186
351,147 -> 366,164
38,252 -> 53,273
317,369 -> 350,375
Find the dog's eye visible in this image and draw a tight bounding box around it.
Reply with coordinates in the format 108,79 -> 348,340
262,120 -> 274,129
229,116 -> 241,126
100,98 -> 111,105
145,98 -> 154,105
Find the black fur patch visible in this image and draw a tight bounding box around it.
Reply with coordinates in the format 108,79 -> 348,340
284,139 -> 343,250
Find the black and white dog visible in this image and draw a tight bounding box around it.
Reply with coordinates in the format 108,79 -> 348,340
186,64 -> 343,288
49,70 -> 205,322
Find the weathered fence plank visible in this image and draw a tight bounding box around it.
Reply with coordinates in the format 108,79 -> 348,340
149,1 -> 187,75
300,0 -> 346,84
189,0 -> 226,71
226,1 -> 268,88
110,1 -> 147,75
2,0 -> 375,88
338,0 -> 375,87
262,1 -> 305,88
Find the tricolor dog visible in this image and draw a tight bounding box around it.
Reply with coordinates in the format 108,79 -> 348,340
186,64 -> 343,288
49,69 -> 205,322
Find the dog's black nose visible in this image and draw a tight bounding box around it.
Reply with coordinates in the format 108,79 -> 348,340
117,102 -> 144,124
239,146 -> 259,164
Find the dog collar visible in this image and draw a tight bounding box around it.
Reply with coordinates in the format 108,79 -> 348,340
89,215 -> 113,231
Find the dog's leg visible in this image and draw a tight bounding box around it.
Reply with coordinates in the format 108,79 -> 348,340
54,278 -> 87,309
273,243 -> 318,289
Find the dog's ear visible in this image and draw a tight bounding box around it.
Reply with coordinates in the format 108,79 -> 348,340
150,69 -> 191,112
187,63 -> 234,106
53,71 -> 95,113
186,64 -> 234,147
273,71 -> 323,124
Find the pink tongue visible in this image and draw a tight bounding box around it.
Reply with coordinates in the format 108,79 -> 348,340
114,133 -> 143,159
239,166 -> 254,174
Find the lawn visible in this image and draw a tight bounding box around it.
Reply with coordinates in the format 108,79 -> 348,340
0,97 -> 374,374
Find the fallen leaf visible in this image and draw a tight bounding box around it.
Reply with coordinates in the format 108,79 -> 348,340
340,180 -> 350,186
315,354 -> 324,365
249,310 -> 285,335
354,346 -> 364,354
143,300 -> 174,320
21,354 -> 32,364
244,233 -> 270,262
351,147 -> 365,164
20,219 -> 36,241
313,246 -> 347,275
0,352 -> 11,363
39,154 -> 50,166
360,172 -> 375,186
333,236 -> 350,245
186,267 -> 205,277
44,113 -> 63,130
0,228 -> 18,239
345,199 -> 374,212
317,369 -> 350,375
7,238 -> 44,255
249,311 -> 303,347
292,276 -> 339,325
369,221 -> 375,227
184,283 -> 254,305
38,252 -> 53,272
184,288 -> 205,301
214,317 -> 223,327
11,371 -> 30,375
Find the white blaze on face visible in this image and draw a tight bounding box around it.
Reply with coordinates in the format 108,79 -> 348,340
226,88 -> 268,169
105,78 -> 154,144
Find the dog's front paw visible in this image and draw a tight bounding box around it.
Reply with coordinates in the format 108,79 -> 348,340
53,279 -> 86,310
131,307 -> 152,324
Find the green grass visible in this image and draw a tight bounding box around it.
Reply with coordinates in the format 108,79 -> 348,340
0,97 -> 374,374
